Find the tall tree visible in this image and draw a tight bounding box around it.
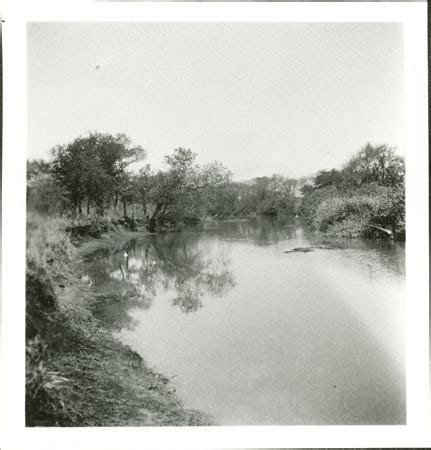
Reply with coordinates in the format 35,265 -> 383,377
51,132 -> 146,216
344,143 -> 404,187
146,148 -> 232,229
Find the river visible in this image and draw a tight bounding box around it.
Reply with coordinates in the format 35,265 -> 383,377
84,218 -> 406,425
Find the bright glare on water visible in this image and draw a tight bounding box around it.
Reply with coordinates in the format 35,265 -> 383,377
86,218 -> 405,425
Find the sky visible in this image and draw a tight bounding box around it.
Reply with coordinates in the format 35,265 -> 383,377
28,22 -> 403,180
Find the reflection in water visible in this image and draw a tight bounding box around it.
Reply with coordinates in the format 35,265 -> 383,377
201,218 -> 405,277
84,218 -> 405,425
87,232 -> 236,328
191,218 -> 405,283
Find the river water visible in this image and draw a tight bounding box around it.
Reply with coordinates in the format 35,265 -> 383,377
85,218 -> 405,425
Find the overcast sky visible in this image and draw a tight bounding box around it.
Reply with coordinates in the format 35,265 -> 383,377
28,22 -> 403,180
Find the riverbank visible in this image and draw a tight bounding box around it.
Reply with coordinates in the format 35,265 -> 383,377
26,214 -> 213,426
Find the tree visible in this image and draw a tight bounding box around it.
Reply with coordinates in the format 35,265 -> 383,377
133,165 -> 153,218
27,159 -> 51,182
298,143 -> 405,237
314,169 -> 345,189
27,159 -> 67,215
233,174 -> 298,217
145,148 -> 232,230
51,132 -> 146,216
344,143 -> 404,187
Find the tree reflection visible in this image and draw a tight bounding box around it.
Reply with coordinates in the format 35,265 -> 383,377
86,232 -> 236,326
197,216 -> 300,246
136,233 -> 236,313
200,218 -> 404,276
86,218 -> 404,332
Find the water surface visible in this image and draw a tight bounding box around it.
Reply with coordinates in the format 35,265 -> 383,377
85,219 -> 405,425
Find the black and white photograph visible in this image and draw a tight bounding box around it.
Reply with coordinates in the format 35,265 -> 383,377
1,1 -> 429,449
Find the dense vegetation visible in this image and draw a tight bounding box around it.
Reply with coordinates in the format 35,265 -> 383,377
299,143 -> 405,238
28,132 -> 405,238
28,132 -> 233,230
26,132 -> 405,425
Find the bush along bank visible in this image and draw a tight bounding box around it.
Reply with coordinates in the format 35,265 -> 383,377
299,143 -> 405,241
310,186 -> 405,240
26,215 -> 212,426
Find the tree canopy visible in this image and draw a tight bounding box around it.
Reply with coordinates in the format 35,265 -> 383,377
344,143 -> 404,187
27,135 -> 405,238
50,132 -> 146,214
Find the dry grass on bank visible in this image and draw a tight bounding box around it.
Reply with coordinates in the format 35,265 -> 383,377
26,213 -> 212,426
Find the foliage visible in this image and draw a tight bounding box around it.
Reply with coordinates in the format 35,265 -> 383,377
226,175 -> 299,218
50,132 -> 146,215
300,143 -> 405,238
27,160 -> 67,215
344,143 -> 405,187
299,185 -> 338,225
33,137 -> 234,230
26,213 -> 76,275
145,148 -> 232,229
29,132 -> 299,228
28,135 -> 404,239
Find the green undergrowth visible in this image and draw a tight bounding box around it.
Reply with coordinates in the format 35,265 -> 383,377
26,213 -> 212,426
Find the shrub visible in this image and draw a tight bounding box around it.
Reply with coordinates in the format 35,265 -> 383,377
313,186 -> 404,238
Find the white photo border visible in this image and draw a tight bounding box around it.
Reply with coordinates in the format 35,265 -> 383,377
2,1 -> 429,449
